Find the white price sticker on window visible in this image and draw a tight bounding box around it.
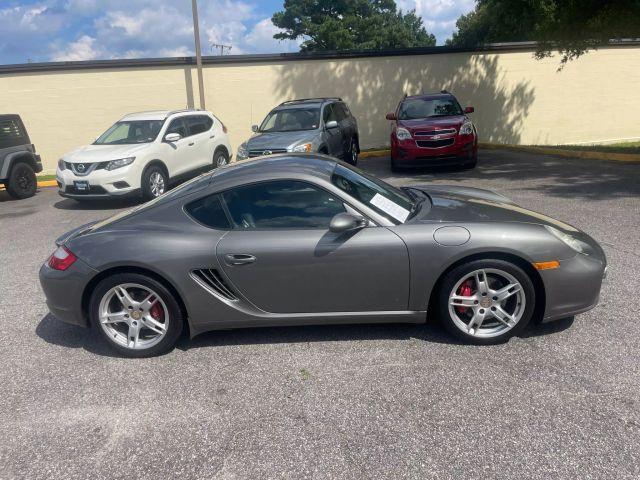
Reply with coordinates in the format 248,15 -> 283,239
370,193 -> 410,222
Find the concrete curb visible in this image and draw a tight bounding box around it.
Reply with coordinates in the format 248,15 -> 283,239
359,149 -> 390,158
479,143 -> 640,163
38,180 -> 58,188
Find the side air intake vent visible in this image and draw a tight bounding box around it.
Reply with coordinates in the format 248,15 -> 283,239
191,269 -> 238,301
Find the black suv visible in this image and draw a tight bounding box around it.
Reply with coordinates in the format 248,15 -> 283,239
236,98 -> 360,164
0,115 -> 43,199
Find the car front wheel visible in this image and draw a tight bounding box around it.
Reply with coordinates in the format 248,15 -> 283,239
436,259 -> 536,344
6,162 -> 37,199
348,138 -> 358,165
89,273 -> 184,357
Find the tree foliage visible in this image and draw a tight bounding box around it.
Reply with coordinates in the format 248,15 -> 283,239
447,1 -> 640,66
272,0 -> 436,52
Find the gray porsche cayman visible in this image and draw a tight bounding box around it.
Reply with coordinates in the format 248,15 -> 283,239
40,155 -> 606,357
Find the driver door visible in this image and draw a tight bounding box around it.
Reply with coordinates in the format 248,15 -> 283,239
215,180 -> 410,314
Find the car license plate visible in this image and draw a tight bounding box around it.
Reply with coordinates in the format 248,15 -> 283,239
74,180 -> 89,192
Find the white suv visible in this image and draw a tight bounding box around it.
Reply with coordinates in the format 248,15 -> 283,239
57,109 -> 232,201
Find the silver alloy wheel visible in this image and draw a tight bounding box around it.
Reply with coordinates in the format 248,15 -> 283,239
216,153 -> 228,167
98,283 -> 169,350
448,268 -> 526,338
351,139 -> 358,164
149,171 -> 166,197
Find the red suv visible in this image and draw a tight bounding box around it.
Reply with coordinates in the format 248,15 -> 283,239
386,91 -> 477,171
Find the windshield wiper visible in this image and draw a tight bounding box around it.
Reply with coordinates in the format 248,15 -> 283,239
401,186 -> 429,220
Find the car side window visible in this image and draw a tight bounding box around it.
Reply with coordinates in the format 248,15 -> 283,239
0,117 -> 27,148
221,180 -> 346,230
185,194 -> 231,230
186,115 -> 213,136
322,104 -> 337,124
166,118 -> 188,138
333,103 -> 347,122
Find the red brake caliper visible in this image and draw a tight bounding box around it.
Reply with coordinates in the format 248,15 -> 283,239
149,298 -> 164,321
455,280 -> 474,314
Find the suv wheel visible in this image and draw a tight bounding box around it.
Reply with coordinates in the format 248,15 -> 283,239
142,165 -> 167,200
348,138 -> 358,165
6,162 -> 37,199
214,149 -> 229,168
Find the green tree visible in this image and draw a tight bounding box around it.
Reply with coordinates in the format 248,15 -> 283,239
272,0 -> 436,52
447,1 -> 640,66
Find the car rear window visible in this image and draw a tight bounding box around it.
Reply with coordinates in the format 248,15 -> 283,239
0,117 -> 28,148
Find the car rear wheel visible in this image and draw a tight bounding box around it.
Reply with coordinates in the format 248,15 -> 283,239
6,162 -> 37,199
89,273 -> 184,357
142,165 -> 167,200
436,259 -> 535,344
214,149 -> 229,168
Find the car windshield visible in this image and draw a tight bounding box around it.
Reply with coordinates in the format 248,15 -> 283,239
259,108 -> 320,132
331,164 -> 417,224
94,120 -> 164,145
398,98 -> 462,120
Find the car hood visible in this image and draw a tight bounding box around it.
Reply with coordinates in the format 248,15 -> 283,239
411,184 -> 580,233
246,131 -> 319,151
398,115 -> 467,132
62,143 -> 150,163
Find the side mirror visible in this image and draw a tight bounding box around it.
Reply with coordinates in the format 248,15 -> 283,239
329,212 -> 366,233
325,120 -> 338,129
251,125 -> 259,133
464,106 -> 474,114
164,132 -> 181,142
385,112 -> 397,120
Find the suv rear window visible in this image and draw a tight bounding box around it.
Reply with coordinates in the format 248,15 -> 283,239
0,117 -> 28,148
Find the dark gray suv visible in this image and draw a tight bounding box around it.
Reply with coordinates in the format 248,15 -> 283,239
0,114 -> 43,199
236,98 -> 360,164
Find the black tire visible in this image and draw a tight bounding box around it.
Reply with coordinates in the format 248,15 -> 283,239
347,138 -> 358,165
462,153 -> 478,170
213,149 -> 229,168
6,162 -> 37,199
435,259 -> 536,345
89,273 -> 184,358
390,155 -> 402,173
141,165 -> 168,200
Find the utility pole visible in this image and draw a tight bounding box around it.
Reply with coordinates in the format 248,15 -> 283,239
191,0 -> 206,109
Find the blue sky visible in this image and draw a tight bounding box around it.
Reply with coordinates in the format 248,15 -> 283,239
0,1 -> 475,65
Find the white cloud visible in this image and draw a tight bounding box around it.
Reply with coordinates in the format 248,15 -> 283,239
397,0 -> 476,43
51,35 -> 100,61
242,18 -> 301,54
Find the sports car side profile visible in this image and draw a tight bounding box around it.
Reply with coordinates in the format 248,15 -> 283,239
40,155 -> 607,357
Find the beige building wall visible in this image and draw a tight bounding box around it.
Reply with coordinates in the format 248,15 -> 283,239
1,45 -> 639,172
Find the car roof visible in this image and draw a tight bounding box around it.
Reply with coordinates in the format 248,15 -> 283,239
403,93 -> 456,101
274,98 -> 342,110
210,154 -> 338,187
120,109 -> 208,121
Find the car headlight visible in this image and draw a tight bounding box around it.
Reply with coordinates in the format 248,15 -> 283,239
291,142 -> 312,153
57,159 -> 66,171
237,143 -> 248,160
396,127 -> 412,141
106,157 -> 135,171
459,121 -> 474,135
545,225 -> 589,254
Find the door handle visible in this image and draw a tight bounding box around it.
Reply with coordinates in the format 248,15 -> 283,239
209,134 -> 216,139
224,254 -> 256,265
188,142 -> 195,146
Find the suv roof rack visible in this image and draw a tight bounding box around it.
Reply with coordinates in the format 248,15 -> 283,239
167,108 -> 203,116
278,97 -> 342,106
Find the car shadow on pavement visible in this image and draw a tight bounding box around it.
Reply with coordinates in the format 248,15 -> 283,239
36,313 -> 576,357
53,197 -> 142,211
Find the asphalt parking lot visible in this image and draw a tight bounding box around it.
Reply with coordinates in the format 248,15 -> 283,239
1,149 -> 639,479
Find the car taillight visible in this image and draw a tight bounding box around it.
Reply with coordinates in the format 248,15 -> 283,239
222,123 -> 228,134
48,246 -> 77,271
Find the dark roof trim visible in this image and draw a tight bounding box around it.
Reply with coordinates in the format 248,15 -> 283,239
2,40 -> 640,75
